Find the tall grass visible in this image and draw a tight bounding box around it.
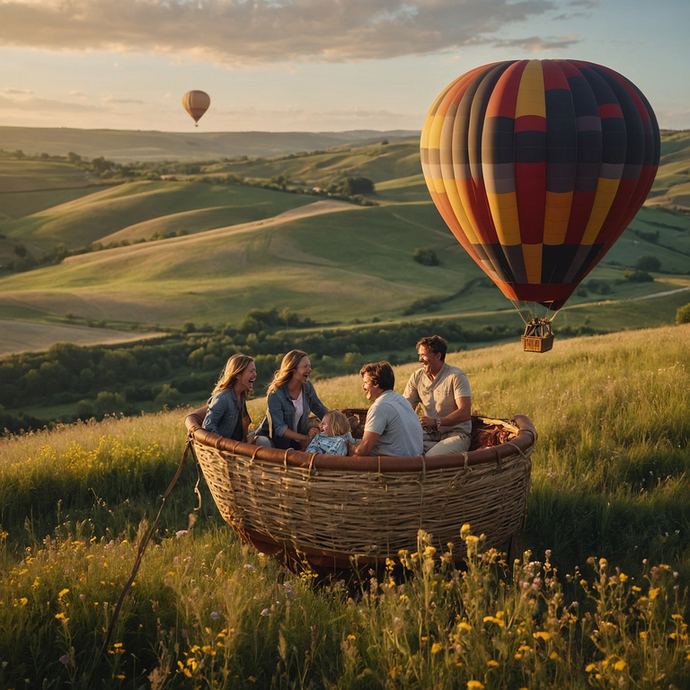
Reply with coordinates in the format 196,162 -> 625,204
1,325 -> 689,687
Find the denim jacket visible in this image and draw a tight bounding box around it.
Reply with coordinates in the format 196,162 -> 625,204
256,380 -> 327,449
202,387 -> 244,439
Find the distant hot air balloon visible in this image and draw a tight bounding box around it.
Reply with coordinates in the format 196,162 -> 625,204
421,59 -> 660,351
182,90 -> 211,126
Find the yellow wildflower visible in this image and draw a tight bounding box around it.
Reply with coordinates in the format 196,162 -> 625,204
613,659 -> 626,671
458,622 -> 472,632
648,588 -> 660,600
585,663 -> 596,673
487,660 -> 499,668
431,643 -> 442,654
533,631 -> 551,641
467,682 -> 484,690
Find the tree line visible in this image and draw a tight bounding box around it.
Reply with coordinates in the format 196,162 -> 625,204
0,308 -> 565,434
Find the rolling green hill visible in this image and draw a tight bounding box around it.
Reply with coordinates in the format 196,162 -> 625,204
200,140 -> 422,186
0,131 -> 689,353
0,126 -> 419,162
2,180 -> 317,249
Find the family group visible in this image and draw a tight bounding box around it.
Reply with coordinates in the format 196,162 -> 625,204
201,335 -> 471,458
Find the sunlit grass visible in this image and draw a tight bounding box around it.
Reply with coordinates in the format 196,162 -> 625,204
1,324 -> 689,686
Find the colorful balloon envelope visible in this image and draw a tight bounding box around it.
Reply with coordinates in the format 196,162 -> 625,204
182,90 -> 211,126
421,59 -> 660,337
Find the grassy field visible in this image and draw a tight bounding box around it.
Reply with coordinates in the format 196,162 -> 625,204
0,131 -> 688,356
1,324 -> 689,687
0,126 -> 419,162
2,180 -> 318,250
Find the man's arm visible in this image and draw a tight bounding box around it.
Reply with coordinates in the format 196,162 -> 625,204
419,396 -> 471,429
353,430 -> 380,456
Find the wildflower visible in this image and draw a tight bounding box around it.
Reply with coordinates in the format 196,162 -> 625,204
648,587 -> 660,600
58,588 -> 70,599
549,652 -> 560,661
431,643 -> 442,654
210,610 -> 220,620
175,530 -> 188,539
467,681 -> 484,690
487,660 -> 499,668
19,597 -> 28,607
243,564 -> 255,572
599,558 -> 608,570
458,622 -> 472,632
284,582 -> 294,600
347,634 -> 356,641
117,675 -> 125,680
260,608 -> 270,617
460,524 -> 471,539
59,655 -> 70,665
55,612 -> 69,622
399,594 -> 409,603
533,631 -> 551,641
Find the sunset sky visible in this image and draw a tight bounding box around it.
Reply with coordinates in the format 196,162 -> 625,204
0,0 -> 687,133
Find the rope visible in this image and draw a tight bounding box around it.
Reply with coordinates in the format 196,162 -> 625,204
102,434 -> 193,655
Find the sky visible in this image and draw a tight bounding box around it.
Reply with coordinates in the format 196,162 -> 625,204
0,0 -> 688,133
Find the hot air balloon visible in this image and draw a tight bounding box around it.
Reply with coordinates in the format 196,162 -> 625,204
182,90 -> 211,126
420,59 -> 660,352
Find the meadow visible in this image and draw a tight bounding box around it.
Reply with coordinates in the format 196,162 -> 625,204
1,324 -> 689,688
1,133 -> 688,350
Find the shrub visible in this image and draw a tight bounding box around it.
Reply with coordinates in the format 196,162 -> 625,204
676,302 -> 690,325
636,255 -> 661,272
413,248 -> 440,266
621,270 -> 654,283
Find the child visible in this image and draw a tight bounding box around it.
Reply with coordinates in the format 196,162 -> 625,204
305,409 -> 355,456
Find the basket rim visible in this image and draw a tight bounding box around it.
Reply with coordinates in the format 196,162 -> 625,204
185,406 -> 536,474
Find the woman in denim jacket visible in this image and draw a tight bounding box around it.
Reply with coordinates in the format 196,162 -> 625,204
202,354 -> 257,441
254,349 -> 327,450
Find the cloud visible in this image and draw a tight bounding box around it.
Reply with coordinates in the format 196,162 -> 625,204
0,93 -> 104,112
102,95 -> 145,104
1,87 -> 35,95
0,0 -> 559,64
492,34 -> 580,53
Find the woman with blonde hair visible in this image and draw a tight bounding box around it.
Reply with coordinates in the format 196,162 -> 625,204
202,353 -> 256,442
254,349 -> 327,450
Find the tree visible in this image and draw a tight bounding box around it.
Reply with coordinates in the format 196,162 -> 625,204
413,248 -> 440,266
334,177 -> 375,196
636,255 -> 661,272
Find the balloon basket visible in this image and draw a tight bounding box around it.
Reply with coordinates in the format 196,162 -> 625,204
521,319 -> 554,353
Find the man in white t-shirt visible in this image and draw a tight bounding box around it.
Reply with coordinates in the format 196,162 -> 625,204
352,361 -> 423,457
404,335 -> 472,456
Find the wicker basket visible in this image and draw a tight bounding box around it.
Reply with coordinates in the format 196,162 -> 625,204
522,318 -> 554,353
185,407 -> 535,571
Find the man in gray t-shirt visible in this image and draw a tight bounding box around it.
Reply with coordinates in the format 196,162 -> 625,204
352,361 -> 423,457
404,335 -> 472,456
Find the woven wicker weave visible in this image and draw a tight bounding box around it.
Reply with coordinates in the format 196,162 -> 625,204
185,407 -> 535,571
